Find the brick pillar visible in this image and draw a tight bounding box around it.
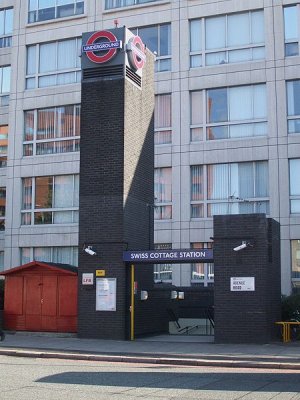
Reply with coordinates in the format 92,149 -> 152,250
78,50 -> 154,339
213,214 -> 281,343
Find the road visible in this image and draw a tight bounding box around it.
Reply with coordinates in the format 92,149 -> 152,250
0,355 -> 300,399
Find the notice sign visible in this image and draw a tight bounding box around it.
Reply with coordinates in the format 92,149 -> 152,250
96,278 -> 116,311
82,273 -> 94,285
96,269 -> 105,277
230,277 -> 255,291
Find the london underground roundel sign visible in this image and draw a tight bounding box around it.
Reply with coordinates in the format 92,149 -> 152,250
82,30 -> 122,64
127,35 -> 146,71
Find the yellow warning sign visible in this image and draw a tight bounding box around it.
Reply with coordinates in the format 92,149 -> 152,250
96,270 -> 105,277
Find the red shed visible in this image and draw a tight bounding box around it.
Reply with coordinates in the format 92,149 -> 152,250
1,261 -> 78,333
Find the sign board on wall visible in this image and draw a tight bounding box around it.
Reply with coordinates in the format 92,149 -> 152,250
230,277 -> 255,291
96,278 -> 116,311
123,249 -> 213,263
96,269 -> 105,277
82,273 -> 94,285
81,27 -> 146,78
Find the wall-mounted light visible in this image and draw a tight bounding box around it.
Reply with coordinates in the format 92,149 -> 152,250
178,292 -> 184,300
141,290 -> 148,301
171,290 -> 178,300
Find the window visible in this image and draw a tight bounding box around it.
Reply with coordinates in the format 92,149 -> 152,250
0,7 -> 13,48
131,24 -> 171,72
0,187 -> 5,231
190,84 -> 267,141
191,165 -> 204,217
0,65 -> 10,106
290,159 -> 300,213
154,167 -> 172,219
190,10 -> 265,67
26,38 -> 81,89
24,105 -> 80,156
191,242 -> 214,286
21,174 -> 79,225
21,246 -> 78,266
191,161 -> 269,218
155,94 -> 171,144
287,80 -> 300,134
28,0 -> 84,23
292,240 -> 300,280
284,5 -> 299,56
154,243 -> 172,282
105,0 -> 159,9
0,126 -> 8,167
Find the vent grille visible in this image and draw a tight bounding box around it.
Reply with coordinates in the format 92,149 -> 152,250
125,66 -> 141,87
83,65 -> 123,80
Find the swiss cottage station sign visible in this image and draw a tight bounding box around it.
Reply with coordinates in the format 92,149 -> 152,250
123,249 -> 214,263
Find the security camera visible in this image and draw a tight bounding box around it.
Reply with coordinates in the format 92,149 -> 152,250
84,246 -> 96,256
233,242 -> 247,252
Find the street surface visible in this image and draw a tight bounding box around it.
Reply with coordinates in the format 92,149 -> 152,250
0,355 -> 300,399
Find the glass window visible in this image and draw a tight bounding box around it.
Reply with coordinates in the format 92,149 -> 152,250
21,175 -> 79,225
191,84 -> 267,141
284,5 -> 299,57
154,167 -> 172,220
190,10 -> 265,67
191,161 -> 269,218
0,126 -> 8,167
0,8 -> 13,48
191,165 -> 204,218
290,159 -> 300,213
292,240 -> 300,279
155,94 -> 171,144
153,243 -> 172,282
24,105 -> 80,156
21,246 -> 78,266
132,24 -> 171,72
0,66 -> 10,106
105,0 -> 159,10
0,187 -> 5,231
287,80 -> 300,134
28,0 -> 84,23
26,38 -> 81,89
191,242 -> 214,286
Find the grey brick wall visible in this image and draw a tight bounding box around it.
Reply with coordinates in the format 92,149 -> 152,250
213,214 -> 281,344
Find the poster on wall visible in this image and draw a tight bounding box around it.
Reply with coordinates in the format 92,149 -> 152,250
96,278 -> 116,311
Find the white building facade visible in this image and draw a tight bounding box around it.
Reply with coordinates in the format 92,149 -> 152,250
1,0 -> 300,295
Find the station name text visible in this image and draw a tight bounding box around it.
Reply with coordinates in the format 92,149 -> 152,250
130,251 -> 207,260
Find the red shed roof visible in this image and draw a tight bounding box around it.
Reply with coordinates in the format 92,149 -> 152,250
0,261 -> 78,276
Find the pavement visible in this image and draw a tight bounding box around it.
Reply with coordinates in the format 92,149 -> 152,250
0,332 -> 300,370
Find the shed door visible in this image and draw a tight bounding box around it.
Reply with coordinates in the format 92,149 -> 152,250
24,276 -> 42,330
24,275 -> 57,331
41,276 -> 57,331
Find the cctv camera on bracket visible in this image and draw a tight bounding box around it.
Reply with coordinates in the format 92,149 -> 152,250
84,246 -> 96,256
233,242 -> 247,252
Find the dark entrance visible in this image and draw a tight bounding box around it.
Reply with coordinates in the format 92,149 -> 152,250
124,249 -> 214,340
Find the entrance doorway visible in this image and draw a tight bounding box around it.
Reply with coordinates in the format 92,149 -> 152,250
124,249 -> 214,341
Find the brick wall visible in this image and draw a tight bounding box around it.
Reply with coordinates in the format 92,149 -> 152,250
213,214 -> 281,343
78,50 -> 155,339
